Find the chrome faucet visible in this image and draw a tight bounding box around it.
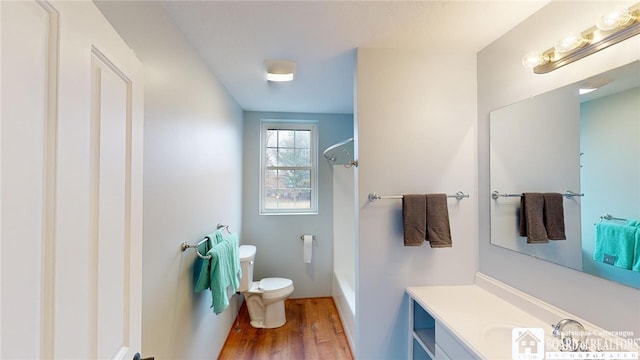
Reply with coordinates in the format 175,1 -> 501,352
551,318 -> 586,351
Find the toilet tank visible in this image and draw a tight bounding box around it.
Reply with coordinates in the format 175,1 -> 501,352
238,245 -> 256,292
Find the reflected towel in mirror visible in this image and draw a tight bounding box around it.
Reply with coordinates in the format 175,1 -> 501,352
593,222 -> 637,270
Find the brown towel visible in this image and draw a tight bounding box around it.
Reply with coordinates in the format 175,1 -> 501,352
519,193 -> 549,243
426,194 -> 452,248
544,193 -> 566,240
402,194 -> 426,246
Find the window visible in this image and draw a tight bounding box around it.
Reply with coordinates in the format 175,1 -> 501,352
260,121 -> 318,214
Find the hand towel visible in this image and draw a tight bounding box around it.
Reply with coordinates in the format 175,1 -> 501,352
593,222 -> 637,270
207,231 -> 242,314
426,194 -> 452,248
633,228 -> 640,272
219,231 -> 242,291
519,193 -> 549,243
403,194 -> 426,246
193,235 -> 215,292
543,193 -> 566,240
627,219 -> 640,228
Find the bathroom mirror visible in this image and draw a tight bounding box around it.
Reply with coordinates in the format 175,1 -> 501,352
489,60 -> 640,289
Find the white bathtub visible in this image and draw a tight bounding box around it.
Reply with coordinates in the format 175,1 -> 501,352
332,271 -> 355,352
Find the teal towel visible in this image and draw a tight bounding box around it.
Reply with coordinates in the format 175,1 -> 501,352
633,227 -> 640,272
193,233 -> 217,292
219,231 -> 242,292
627,219 -> 640,228
593,222 -> 637,270
207,231 -> 242,314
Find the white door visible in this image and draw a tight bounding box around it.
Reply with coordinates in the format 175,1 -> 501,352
1,1 -> 143,359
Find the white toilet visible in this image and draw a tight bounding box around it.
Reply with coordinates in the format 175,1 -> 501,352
238,245 -> 294,329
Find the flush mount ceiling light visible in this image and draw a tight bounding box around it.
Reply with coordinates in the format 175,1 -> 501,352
265,59 -> 296,82
523,3 -> 640,74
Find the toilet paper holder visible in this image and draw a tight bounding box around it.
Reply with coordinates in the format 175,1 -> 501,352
300,235 -> 315,241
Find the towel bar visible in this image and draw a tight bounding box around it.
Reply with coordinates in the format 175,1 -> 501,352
491,190 -> 584,200
181,224 -> 231,260
600,213 -> 628,222
368,191 -> 469,202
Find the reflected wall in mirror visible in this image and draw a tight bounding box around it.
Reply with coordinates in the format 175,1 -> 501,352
490,60 -> 640,289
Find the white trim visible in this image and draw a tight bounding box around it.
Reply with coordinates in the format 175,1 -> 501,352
259,120 -> 318,215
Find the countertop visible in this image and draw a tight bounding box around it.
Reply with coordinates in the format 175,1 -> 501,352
407,284 -> 551,359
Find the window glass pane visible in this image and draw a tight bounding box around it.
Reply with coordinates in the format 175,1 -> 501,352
264,190 -> 279,209
294,190 -> 312,208
265,149 -> 277,167
295,149 -> 310,166
266,130 -> 278,148
277,149 -> 295,166
277,190 -> 295,209
293,170 -> 310,188
277,170 -> 292,189
295,130 -> 310,148
264,170 -> 277,189
278,130 -> 295,148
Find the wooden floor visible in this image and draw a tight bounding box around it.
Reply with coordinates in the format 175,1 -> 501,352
219,297 -> 353,360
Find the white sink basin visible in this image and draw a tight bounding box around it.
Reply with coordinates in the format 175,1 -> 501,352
481,322 -> 531,344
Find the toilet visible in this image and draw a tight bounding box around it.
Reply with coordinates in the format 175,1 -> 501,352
238,245 -> 294,329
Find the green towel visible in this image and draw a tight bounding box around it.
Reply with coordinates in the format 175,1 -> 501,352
593,222 -> 637,270
207,231 -> 242,314
633,227 -> 640,272
193,233 -> 217,292
219,231 -> 242,292
627,219 -> 640,228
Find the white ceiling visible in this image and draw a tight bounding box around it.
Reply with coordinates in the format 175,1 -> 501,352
146,1 -> 550,114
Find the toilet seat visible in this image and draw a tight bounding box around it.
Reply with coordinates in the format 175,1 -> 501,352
259,277 -> 292,292
247,277 -> 293,297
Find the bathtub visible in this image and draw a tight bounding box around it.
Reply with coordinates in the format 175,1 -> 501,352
332,271 -> 355,352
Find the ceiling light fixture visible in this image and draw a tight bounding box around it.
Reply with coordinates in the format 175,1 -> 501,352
522,3 -> 640,74
265,59 -> 296,82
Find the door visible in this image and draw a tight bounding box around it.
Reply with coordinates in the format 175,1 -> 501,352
1,1 -> 143,359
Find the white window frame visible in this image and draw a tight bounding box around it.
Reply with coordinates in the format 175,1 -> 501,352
260,120 -> 318,215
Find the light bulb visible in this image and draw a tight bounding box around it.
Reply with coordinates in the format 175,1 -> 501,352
554,34 -> 588,53
596,6 -> 634,31
521,51 -> 549,68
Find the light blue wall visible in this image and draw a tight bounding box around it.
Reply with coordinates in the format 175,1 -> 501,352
355,48 -> 479,359
242,111 -> 353,298
95,2 -> 245,358
581,87 -> 640,287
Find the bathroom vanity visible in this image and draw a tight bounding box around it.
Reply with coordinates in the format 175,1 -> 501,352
407,273 -> 635,360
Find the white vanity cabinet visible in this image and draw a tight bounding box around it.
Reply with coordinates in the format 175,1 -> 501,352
406,274 -> 627,360
408,296 -> 477,360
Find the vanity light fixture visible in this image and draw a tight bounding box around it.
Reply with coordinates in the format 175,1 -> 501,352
523,2 -> 640,74
265,59 -> 296,82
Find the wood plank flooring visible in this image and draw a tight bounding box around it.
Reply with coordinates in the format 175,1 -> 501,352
219,297 -> 353,360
